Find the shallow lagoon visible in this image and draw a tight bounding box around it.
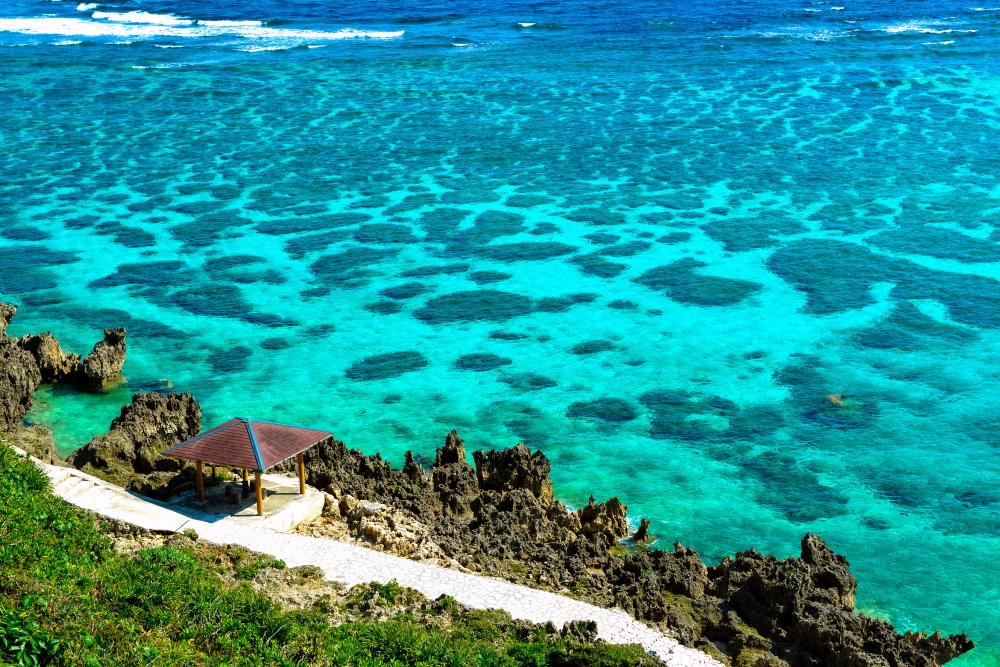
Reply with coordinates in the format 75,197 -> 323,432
1,0 -> 999,661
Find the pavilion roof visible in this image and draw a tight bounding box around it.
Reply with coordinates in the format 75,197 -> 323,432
161,418 -> 331,472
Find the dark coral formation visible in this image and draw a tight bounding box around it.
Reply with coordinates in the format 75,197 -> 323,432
67,392 -> 202,498
294,430 -> 973,667
0,303 -> 43,432
81,327 -> 128,389
1,301 -> 131,450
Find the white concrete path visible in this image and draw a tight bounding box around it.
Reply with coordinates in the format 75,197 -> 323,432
25,450 -> 722,667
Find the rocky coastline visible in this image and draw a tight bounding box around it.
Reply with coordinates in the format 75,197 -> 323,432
0,299 -> 975,667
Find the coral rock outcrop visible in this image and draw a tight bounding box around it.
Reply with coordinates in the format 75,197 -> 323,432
18,332 -> 83,383
294,430 -> 974,667
0,303 -> 42,432
67,391 -> 202,498
81,327 -> 127,389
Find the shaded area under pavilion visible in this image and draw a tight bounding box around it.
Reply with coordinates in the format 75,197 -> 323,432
162,418 -> 331,516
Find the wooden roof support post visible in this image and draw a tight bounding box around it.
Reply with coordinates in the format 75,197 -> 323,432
255,471 -> 263,517
298,452 -> 306,495
195,460 -> 205,503
242,468 -> 250,499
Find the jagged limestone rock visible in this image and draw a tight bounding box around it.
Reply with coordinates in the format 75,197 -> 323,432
67,392 -> 202,498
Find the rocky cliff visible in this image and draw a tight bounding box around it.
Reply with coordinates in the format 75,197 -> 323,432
294,430 -> 973,667
0,300 -> 128,435
67,391 -> 202,498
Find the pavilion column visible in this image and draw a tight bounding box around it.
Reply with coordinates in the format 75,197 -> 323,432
298,452 -> 306,495
195,460 -> 204,503
255,471 -> 263,517
242,468 -> 250,498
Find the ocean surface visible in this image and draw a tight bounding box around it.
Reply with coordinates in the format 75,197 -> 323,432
1,0 -> 999,660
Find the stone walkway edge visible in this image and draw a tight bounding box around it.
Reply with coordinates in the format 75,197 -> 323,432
18,448 -> 723,667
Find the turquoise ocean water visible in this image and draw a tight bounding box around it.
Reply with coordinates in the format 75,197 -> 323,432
2,0 -> 999,660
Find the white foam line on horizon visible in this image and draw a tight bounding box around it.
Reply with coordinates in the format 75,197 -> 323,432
93,10 -> 192,26
0,17 -> 404,41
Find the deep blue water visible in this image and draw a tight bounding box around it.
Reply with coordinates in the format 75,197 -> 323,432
2,0 -> 999,661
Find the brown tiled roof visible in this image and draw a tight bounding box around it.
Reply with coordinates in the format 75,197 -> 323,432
161,418 -> 331,471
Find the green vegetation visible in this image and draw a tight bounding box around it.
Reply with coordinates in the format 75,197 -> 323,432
0,442 -> 655,667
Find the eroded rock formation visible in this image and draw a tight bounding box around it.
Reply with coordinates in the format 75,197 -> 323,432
19,332 -> 82,383
81,327 -> 127,389
67,391 -> 202,498
0,303 -> 42,432
0,302 -> 127,435
294,430 -> 973,667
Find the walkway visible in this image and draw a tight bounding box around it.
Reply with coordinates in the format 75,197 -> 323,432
28,451 -> 722,667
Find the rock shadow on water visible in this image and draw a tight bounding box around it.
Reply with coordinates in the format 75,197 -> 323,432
260,337 -> 291,351
414,290 -> 534,324
256,212 -> 371,236
566,398 -> 639,424
380,282 -> 430,300
633,258 -> 762,306
657,232 -> 691,244
853,301 -> 975,351
868,225 -> 1000,263
169,283 -> 251,319
310,247 -> 400,287
468,271 -> 512,285
489,331 -> 531,341
1,226 -> 51,242
568,254 -> 627,279
597,241 -> 651,257
364,300 -> 404,315
768,239 -> 1000,328
583,232 -> 620,245
498,373 -> 557,392
703,216 -> 805,253
536,293 -> 599,313
399,263 -> 468,278
570,340 -> 615,355
90,261 -> 194,290
354,223 -> 418,245
453,353 -> 513,371
285,230 -> 353,258
0,245 -> 80,294
207,346 -> 252,373
565,207 -> 626,226
476,242 -> 577,263
640,388 -> 847,522
345,351 -> 429,381
775,358 -> 878,430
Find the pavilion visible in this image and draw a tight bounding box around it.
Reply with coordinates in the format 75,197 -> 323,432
162,418 -> 332,517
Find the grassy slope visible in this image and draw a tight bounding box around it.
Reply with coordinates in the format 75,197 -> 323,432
0,441 -> 655,667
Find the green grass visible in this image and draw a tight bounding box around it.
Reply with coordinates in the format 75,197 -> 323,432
0,441 -> 655,667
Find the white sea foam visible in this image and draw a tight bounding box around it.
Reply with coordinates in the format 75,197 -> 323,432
199,20 -> 262,27
154,43 -> 183,48
884,21 -> 976,34
923,39 -> 955,44
92,11 -> 192,25
53,39 -> 81,44
518,22 -> 535,27
831,6 -> 844,9
452,42 -> 469,46
239,45 -> 287,52
76,3 -> 98,10
0,18 -> 404,42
